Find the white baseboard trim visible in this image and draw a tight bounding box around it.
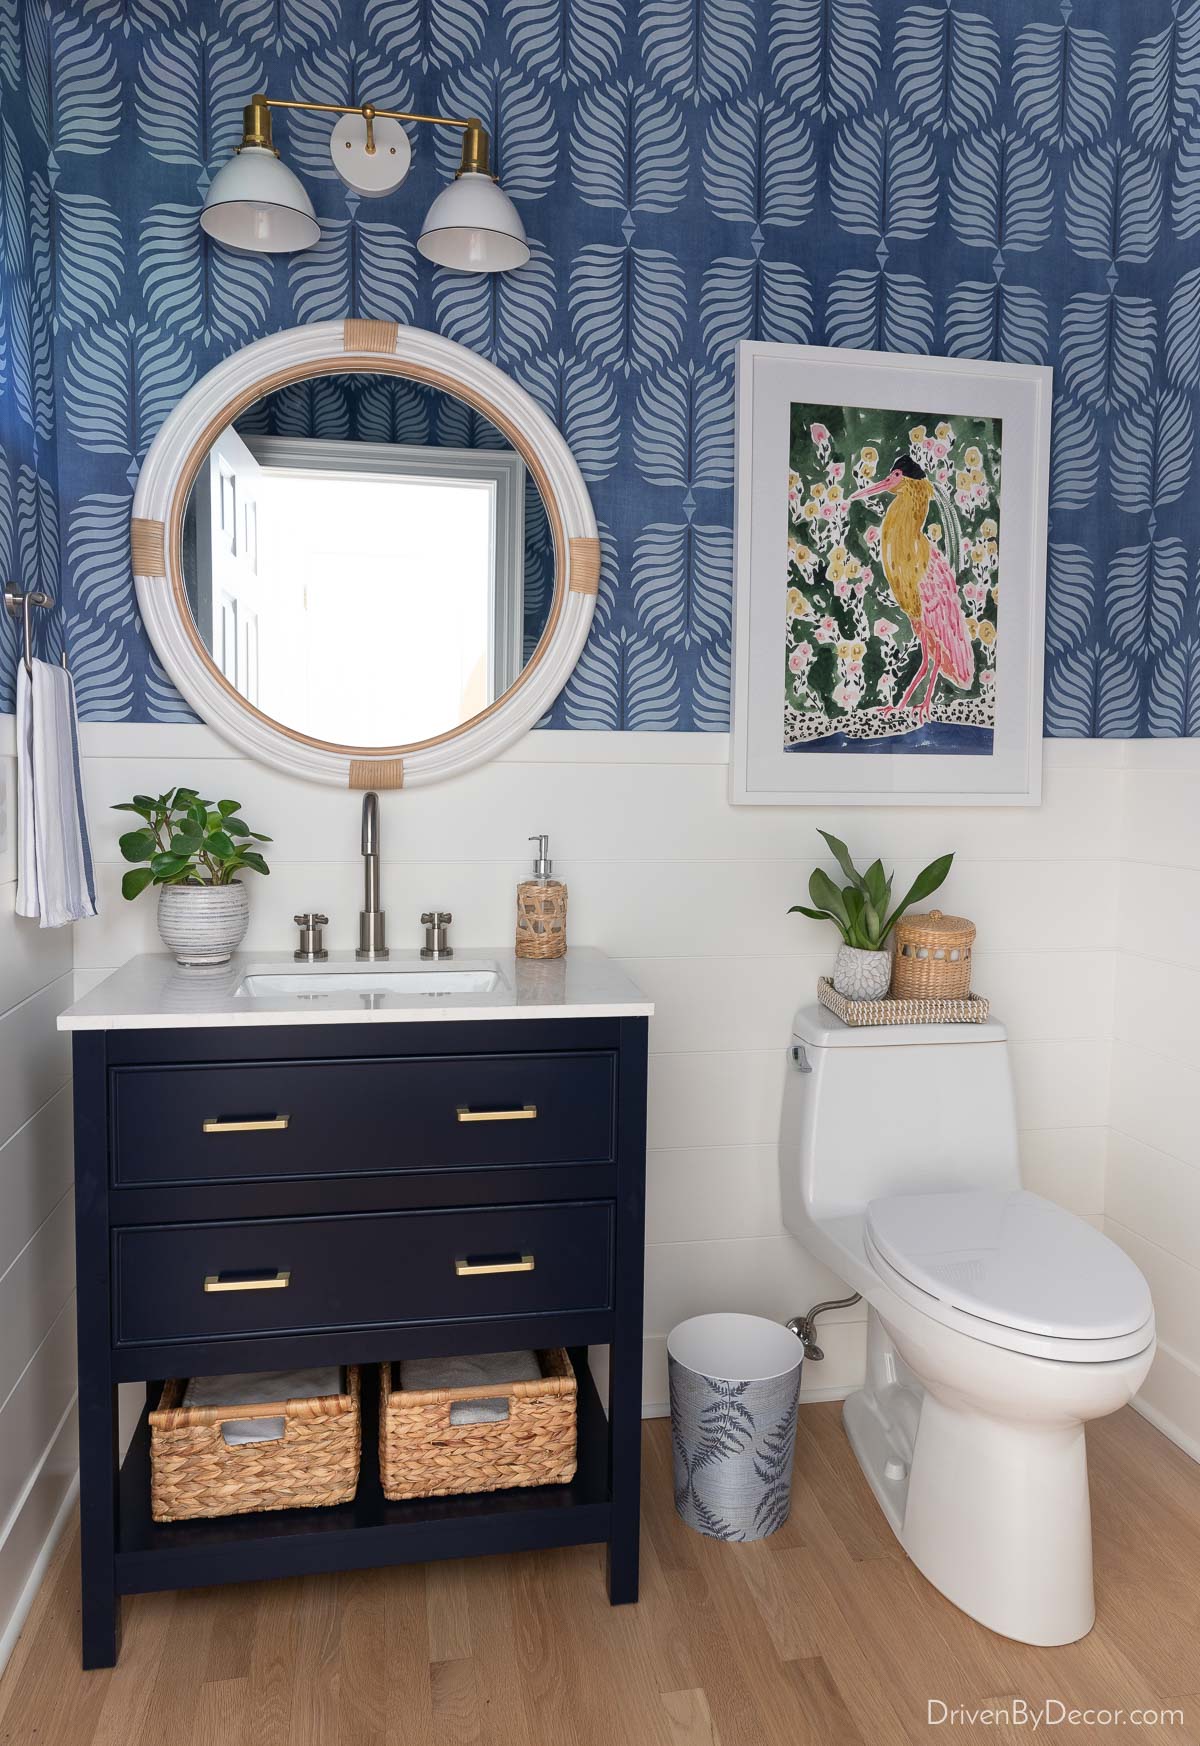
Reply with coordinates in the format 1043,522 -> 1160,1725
1130,1338 -> 1200,1466
0,1470 -> 78,1679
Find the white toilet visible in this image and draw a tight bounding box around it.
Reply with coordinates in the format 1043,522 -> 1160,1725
780,1005 -> 1155,1647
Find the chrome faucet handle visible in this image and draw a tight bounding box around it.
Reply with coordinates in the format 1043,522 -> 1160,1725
420,911 -> 453,960
294,913 -> 329,962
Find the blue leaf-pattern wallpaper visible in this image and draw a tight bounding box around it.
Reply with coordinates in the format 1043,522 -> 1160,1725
1,0 -> 1199,733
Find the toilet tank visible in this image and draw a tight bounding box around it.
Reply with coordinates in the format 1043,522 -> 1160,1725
779,1005 -> 1021,1228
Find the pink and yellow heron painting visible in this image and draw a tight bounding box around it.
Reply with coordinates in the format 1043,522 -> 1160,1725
784,403 -> 1000,756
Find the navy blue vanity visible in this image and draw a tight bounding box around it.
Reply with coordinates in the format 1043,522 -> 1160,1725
62,953 -> 650,1670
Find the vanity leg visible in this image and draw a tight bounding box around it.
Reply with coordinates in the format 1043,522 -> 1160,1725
77,1376 -> 119,1670
607,1018 -> 648,1606
73,1032 -> 119,1669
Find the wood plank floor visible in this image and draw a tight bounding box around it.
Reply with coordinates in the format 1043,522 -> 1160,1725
3,1404 -> 1200,1745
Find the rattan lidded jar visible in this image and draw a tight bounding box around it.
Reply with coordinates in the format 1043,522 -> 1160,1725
890,909 -> 975,1000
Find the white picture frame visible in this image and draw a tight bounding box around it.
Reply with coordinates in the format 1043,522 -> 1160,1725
731,342 -> 1051,807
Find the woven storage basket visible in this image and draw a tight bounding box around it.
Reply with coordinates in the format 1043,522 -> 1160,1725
149,1368 -> 361,1522
379,1349 -> 577,1501
890,909 -> 975,1000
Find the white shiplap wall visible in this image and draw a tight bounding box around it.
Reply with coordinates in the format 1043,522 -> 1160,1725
0,721 -> 78,1669
74,725 -> 1123,1414
1107,740 -> 1200,1459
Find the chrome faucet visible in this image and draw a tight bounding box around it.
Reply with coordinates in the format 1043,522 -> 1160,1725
356,791 -> 388,960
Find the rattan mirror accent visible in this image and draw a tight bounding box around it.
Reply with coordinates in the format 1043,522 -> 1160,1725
132,321 -> 600,788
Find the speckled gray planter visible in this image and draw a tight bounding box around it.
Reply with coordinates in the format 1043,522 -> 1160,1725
668,1313 -> 803,1543
833,943 -> 892,1000
157,882 -> 249,966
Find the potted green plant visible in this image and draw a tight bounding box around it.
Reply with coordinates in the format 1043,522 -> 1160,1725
114,788 -> 271,966
791,830 -> 954,1000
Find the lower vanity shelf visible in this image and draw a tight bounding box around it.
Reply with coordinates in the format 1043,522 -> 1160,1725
116,1354 -> 613,1596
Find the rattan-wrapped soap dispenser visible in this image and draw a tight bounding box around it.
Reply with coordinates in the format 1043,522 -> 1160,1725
515,834 -> 567,959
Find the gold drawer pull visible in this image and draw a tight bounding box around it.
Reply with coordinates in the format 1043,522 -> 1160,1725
203,1115 -> 290,1134
204,1270 -> 291,1293
455,1105 -> 537,1123
455,1253 -> 535,1276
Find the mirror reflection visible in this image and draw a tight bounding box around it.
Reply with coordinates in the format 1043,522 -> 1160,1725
182,372 -> 554,747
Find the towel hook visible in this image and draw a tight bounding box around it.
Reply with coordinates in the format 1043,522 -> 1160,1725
4,584 -> 68,677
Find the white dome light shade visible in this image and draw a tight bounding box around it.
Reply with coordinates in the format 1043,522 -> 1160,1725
417,173 -> 530,273
200,147 -> 320,253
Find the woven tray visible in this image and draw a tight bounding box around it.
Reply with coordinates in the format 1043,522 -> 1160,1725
818,976 -> 990,1028
379,1348 -> 577,1501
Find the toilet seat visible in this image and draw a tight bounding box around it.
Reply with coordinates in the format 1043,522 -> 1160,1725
865,1189 -> 1155,1363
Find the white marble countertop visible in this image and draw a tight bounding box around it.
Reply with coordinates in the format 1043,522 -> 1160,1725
57,947 -> 653,1031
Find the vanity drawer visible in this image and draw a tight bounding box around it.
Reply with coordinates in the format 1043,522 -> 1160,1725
113,1201 -> 613,1346
112,1053 -> 616,1185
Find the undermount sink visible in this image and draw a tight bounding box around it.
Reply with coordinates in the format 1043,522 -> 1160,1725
236,962 -> 502,999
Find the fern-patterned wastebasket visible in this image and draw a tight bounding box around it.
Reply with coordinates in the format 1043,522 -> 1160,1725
667,1313 -> 803,1542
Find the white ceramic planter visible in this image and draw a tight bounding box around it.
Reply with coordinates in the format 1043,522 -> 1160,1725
157,882 -> 249,966
833,943 -> 892,1000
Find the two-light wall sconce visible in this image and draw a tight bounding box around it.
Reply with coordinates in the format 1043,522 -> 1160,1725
200,94 -> 529,273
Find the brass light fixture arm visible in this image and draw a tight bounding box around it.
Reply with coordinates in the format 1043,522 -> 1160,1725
241,93 -> 491,177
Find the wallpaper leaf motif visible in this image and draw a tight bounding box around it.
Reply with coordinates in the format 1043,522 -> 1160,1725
639,0 -> 755,107
288,216 -> 419,325
503,0 -> 624,89
1149,638 -> 1200,735
572,79 -> 688,214
1110,391 -> 1194,515
831,111 -> 938,240
4,0 -> 1197,735
220,0 -> 337,53
632,365 -> 732,490
435,62 -> 557,197
68,493 -> 137,624
33,181 -> 124,332
570,242 -> 686,375
1011,20 -> 1116,151
631,522 -> 732,648
1127,4 -> 1200,154
364,0 -> 487,72
1045,544 -> 1095,655
1066,143 -> 1163,263
1106,540 -> 1189,656
63,320 -> 196,462
699,256 -> 813,364
135,27 -> 259,172
949,127 -> 1053,252
770,0 -> 879,122
825,268 -> 934,354
518,351 -> 621,481
704,97 -> 815,228
893,3 -> 998,138
944,281 -> 1048,367
1059,292 -> 1158,413
434,239 -> 556,362
141,203 -> 274,342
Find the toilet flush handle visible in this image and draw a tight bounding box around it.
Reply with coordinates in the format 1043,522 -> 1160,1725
790,1042 -> 812,1073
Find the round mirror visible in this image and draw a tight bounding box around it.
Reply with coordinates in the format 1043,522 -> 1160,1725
180,373 -> 555,748
132,322 -> 599,787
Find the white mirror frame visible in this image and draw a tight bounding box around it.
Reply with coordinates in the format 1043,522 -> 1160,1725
131,319 -> 600,789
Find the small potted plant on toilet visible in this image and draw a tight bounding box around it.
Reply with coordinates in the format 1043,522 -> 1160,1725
114,787 -> 271,965
791,830 -> 953,1000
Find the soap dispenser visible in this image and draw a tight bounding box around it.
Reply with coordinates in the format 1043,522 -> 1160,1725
515,834 -> 567,959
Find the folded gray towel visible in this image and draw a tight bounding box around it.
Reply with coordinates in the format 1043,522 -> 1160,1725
398,1351 -> 542,1424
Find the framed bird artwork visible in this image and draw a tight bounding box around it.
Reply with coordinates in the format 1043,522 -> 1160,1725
730,343 -> 1051,806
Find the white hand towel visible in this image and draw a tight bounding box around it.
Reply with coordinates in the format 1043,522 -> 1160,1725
15,658 -> 98,928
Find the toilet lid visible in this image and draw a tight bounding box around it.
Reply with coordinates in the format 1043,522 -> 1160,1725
865,1189 -> 1152,1342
